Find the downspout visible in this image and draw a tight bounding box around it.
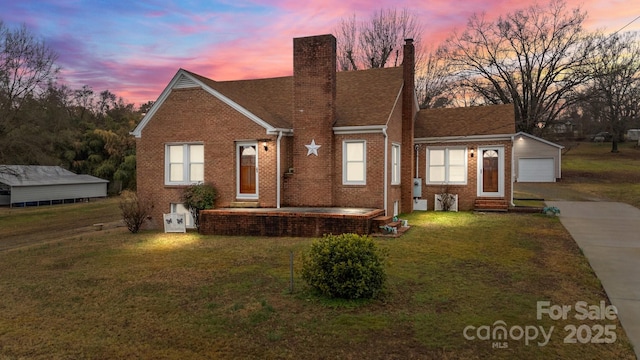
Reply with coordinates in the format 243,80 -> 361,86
510,134 -> 515,207
383,127 -> 389,216
276,131 -> 283,208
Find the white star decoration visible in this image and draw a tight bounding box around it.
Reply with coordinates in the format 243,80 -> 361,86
305,139 -> 321,156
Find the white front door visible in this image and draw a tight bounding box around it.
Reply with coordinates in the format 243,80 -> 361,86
477,146 -> 504,197
236,142 -> 259,199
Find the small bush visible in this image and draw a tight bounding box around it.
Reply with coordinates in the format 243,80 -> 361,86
182,182 -> 217,231
119,190 -> 153,233
301,233 -> 388,299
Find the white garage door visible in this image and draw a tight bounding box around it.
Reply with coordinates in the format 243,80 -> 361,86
518,158 -> 555,182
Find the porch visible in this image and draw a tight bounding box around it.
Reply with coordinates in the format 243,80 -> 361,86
199,207 -> 385,237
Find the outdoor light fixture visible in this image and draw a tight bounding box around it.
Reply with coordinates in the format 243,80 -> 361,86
470,148 -> 475,157
263,141 -> 268,151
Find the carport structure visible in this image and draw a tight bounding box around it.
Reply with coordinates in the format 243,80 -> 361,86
0,165 -> 108,207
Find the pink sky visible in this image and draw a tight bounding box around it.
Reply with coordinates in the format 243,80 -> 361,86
3,0 -> 639,106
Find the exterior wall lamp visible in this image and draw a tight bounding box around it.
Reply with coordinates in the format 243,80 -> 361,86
263,141 -> 268,151
470,148 -> 475,158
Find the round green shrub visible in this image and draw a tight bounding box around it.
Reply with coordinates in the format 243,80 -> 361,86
181,182 -> 217,230
301,233 -> 388,299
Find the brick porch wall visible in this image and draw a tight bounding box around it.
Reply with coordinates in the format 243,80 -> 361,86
200,209 -> 384,237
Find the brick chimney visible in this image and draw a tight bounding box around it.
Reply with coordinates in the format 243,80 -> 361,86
290,34 -> 336,206
401,38 -> 415,214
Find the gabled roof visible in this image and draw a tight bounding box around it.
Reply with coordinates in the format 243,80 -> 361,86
415,104 -> 516,139
131,67 -> 404,137
515,131 -> 565,149
0,166 -> 108,187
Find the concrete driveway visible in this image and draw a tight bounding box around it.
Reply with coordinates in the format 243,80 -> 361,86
546,201 -> 640,359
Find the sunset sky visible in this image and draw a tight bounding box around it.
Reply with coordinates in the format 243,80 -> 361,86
2,0 -> 639,106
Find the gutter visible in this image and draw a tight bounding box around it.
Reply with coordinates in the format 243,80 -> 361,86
383,127 -> 388,216
510,134 -> 515,207
415,133 -> 515,143
276,130 -> 283,208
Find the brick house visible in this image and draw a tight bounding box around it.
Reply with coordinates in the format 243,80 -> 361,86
131,34 -> 418,230
414,104 -> 516,211
131,33 -> 517,232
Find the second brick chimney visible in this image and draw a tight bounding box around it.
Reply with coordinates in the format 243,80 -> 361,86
401,38 -> 415,214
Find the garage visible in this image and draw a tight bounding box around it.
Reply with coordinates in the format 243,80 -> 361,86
513,132 -> 563,183
518,158 -> 555,182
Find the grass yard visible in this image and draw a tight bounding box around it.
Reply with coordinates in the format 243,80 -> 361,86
0,201 -> 635,359
514,141 -> 640,208
561,141 -> 640,208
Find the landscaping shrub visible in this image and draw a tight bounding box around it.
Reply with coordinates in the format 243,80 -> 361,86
182,182 -> 217,231
301,233 -> 388,299
119,190 -> 153,233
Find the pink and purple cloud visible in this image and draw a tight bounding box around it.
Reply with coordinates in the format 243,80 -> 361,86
2,0 -> 639,106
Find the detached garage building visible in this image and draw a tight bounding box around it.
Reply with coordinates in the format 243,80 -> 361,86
0,165 -> 108,207
513,132 -> 564,182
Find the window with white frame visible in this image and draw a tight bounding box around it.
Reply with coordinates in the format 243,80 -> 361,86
426,147 -> 467,184
166,143 -> 204,185
391,143 -> 401,185
343,140 -> 366,185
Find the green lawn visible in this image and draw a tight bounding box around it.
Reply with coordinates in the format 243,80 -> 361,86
561,141 -> 640,208
0,203 -> 635,359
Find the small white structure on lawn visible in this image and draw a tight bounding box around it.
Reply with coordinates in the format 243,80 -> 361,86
513,132 -> 564,183
0,165 -> 108,207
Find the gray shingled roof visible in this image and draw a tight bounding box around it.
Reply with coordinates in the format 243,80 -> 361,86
0,166 -> 108,187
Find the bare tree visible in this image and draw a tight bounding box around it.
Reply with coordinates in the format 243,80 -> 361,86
0,21 -> 59,122
439,0 -> 595,134
416,47 -> 454,108
336,8 -> 423,71
583,31 -> 640,152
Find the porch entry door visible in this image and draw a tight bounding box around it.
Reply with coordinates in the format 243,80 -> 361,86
478,146 -> 504,197
237,142 -> 258,198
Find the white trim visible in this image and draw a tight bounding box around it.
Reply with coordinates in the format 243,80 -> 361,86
477,146 -> 505,197
514,131 -> 564,149
415,133 -> 514,143
164,143 -> 204,186
425,146 -> 468,185
236,141 -> 259,200
342,140 -> 367,185
383,128 -> 388,216
333,125 -> 387,135
131,69 -> 280,138
386,86 -> 403,126
391,143 -> 401,185
276,131 -> 283,208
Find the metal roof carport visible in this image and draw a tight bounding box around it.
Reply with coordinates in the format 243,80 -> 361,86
0,166 -> 108,207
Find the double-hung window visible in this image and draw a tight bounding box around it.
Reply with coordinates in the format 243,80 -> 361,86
426,147 -> 467,184
391,143 -> 401,185
343,140 -> 366,185
166,143 -> 204,185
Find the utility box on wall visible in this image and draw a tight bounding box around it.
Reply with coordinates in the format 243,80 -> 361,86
413,178 -> 422,198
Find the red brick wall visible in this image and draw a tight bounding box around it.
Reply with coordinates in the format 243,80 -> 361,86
199,209 -> 384,237
416,140 -> 513,211
386,95 -> 404,215
136,87 -> 278,229
288,34 -> 336,207
332,133 -> 385,209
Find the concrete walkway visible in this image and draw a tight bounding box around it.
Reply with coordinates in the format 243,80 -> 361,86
547,201 -> 640,359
